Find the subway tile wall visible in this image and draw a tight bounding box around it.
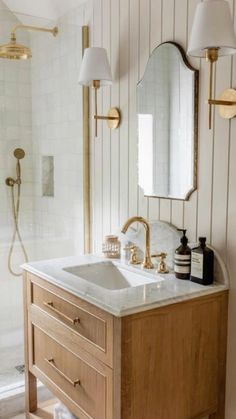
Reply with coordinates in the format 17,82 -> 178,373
0,0 -> 34,340
0,0 -> 88,363
30,5 -> 86,259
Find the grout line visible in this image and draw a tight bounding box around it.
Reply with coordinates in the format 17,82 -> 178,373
184,0 -> 188,230
225,0 -> 235,265
159,0 -> 163,222
108,0 -> 111,234
118,0 -> 121,226
92,2 -> 95,250
128,0 -> 132,218
209,56 -> 217,245
101,0 -> 104,245
196,0 -> 204,241
186,0 -> 189,47
226,116 -> 232,265
127,0 -> 131,220
147,0 -> 151,220
183,0 -> 189,230
173,0 -> 176,39
137,0 -> 140,216
194,0 -> 202,243
170,0 -> 176,226
149,0 -> 151,56
109,0 -> 112,234
161,0 -> 163,44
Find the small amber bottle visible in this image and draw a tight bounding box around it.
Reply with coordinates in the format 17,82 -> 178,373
190,237 -> 214,285
174,229 -> 191,280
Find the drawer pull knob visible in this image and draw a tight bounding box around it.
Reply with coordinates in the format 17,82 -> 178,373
43,301 -> 80,325
45,358 -> 81,387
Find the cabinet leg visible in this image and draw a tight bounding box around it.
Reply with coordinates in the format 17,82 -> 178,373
23,274 -> 37,415
25,368 -> 37,414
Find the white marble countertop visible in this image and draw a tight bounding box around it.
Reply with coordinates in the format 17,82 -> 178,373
22,254 -> 228,317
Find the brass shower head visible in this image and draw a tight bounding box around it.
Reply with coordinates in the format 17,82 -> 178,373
14,148 -> 25,160
0,25 -> 58,60
0,34 -> 32,60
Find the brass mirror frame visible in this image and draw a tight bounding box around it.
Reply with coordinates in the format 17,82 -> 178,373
137,41 -> 199,201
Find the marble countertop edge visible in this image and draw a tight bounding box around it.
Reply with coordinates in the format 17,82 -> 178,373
22,257 -> 228,317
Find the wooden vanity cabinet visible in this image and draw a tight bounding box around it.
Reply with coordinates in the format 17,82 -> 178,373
23,271 -> 228,419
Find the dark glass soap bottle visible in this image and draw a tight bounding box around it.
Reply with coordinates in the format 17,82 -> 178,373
174,229 -> 191,280
190,237 -> 214,285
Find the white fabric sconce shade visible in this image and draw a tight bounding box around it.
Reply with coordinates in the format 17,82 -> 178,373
78,47 -> 121,137
188,0 -> 236,129
78,47 -> 112,86
188,0 -> 236,57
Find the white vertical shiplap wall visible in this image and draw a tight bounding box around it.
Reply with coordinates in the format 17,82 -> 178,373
87,0 -> 236,416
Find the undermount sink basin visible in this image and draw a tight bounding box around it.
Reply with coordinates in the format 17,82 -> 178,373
63,261 -> 161,290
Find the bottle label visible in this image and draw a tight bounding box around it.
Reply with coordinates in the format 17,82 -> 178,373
175,265 -> 191,274
174,254 -> 191,274
191,252 -> 203,279
175,254 -> 191,261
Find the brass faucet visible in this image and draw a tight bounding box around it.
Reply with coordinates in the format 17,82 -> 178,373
121,216 -> 154,269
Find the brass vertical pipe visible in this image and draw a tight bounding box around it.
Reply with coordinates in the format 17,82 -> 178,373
82,26 -> 91,253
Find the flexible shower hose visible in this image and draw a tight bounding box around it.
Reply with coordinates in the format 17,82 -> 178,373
8,183 -> 28,276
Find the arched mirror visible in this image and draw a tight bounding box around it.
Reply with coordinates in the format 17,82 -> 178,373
137,42 -> 198,200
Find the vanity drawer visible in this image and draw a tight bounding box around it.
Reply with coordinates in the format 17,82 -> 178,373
29,274 -> 114,367
33,326 -> 112,419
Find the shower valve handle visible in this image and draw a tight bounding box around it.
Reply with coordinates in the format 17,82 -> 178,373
5,177 -> 15,187
5,177 -> 21,186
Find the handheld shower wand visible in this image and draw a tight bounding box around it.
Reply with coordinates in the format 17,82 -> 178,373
15,148 -> 24,184
5,148 -> 28,277
6,148 -> 25,186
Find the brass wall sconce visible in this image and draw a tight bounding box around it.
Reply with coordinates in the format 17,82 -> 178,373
0,24 -> 58,60
188,0 -> 236,130
78,47 -> 121,137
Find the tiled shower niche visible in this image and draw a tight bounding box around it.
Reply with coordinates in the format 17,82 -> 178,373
42,156 -> 54,197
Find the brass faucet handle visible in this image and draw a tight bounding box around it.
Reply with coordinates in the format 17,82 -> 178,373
151,253 -> 161,259
151,251 -> 167,258
152,252 -> 169,274
124,245 -> 141,265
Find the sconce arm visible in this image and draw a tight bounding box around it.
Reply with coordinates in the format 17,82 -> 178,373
94,115 -> 120,121
207,88 -> 236,121
92,80 -> 121,137
208,99 -> 236,106
93,109 -> 121,133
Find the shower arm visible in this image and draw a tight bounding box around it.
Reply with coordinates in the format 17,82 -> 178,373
10,24 -> 58,41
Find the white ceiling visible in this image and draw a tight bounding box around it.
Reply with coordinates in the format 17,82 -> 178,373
2,0 -> 86,22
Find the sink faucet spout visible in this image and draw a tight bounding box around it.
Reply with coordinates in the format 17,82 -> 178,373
121,216 -> 154,269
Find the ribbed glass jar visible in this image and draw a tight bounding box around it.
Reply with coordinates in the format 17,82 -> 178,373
102,235 -> 120,258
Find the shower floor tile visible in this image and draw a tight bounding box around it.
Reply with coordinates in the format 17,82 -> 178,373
0,344 -> 24,390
